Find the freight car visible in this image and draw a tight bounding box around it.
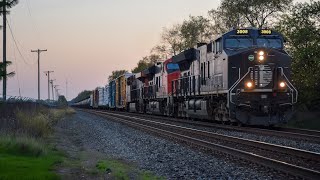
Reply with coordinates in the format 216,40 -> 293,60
109,80 -> 116,109
73,97 -> 91,108
127,58 -> 180,114
92,87 -> 103,108
76,28 -> 297,126
115,72 -> 133,110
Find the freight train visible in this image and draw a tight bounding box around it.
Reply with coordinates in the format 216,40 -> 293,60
74,28 -> 298,126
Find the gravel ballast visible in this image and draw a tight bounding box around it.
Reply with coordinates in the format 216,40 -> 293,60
123,113 -> 320,153
56,110 -> 291,179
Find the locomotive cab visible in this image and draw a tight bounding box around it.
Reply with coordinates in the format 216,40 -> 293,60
225,28 -> 298,125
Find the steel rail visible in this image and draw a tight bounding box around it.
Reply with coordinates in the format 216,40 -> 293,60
278,127 -> 320,137
83,109 -> 320,179
89,109 -> 320,161
113,110 -> 320,143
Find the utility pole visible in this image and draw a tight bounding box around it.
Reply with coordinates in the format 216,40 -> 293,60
50,79 -> 55,101
56,89 -> 60,100
2,0 -> 7,101
31,49 -> 47,101
54,85 -> 59,101
44,71 -> 53,100
66,79 -> 68,101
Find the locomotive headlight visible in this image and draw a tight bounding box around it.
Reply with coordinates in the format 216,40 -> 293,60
259,56 -> 264,61
246,82 -> 253,88
258,51 -> 265,61
259,51 -> 264,56
279,82 -> 286,88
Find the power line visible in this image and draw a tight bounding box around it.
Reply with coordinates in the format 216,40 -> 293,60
7,19 -> 36,66
7,16 -> 37,64
25,0 -> 42,45
25,0 -> 33,17
12,40 -> 22,97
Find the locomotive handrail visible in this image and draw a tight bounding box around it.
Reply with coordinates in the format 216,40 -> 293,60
279,67 -> 298,104
228,67 -> 252,107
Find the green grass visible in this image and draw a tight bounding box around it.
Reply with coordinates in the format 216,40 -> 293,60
96,160 -> 130,180
0,106 -> 76,180
139,171 -> 164,180
0,136 -> 61,180
96,160 -> 162,180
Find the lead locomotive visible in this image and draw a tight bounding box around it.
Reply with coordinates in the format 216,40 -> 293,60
171,28 -> 298,126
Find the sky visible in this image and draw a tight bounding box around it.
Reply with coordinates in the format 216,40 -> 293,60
0,0 -> 311,100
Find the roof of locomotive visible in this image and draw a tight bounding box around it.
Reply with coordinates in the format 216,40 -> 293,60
214,27 -> 285,41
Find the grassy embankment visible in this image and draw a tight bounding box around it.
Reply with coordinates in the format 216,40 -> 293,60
0,103 -> 75,180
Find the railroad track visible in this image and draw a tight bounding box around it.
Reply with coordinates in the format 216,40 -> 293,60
101,110 -> 320,144
277,127 -> 320,137
81,109 -> 320,179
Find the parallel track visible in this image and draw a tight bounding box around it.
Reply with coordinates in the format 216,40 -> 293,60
81,109 -> 320,179
107,110 -> 320,143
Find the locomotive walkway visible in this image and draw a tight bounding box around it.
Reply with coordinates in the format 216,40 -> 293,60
81,109 -> 320,179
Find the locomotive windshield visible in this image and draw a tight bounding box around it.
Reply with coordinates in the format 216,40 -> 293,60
225,38 -> 253,49
166,63 -> 179,73
257,38 -> 282,49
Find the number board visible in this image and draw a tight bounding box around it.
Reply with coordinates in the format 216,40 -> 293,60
260,29 -> 272,35
236,29 -> 249,35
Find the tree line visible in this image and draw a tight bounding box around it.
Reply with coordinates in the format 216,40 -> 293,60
107,0 -> 319,110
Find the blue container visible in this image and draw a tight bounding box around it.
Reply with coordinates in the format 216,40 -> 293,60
109,80 -> 116,108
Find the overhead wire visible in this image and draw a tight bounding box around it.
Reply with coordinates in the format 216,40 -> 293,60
12,42 -> 22,97
25,0 -> 43,46
6,18 -> 36,66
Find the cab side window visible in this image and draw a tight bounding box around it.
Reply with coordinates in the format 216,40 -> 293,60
215,39 -> 222,54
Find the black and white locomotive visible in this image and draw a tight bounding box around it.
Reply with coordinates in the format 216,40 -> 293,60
171,28 -> 298,126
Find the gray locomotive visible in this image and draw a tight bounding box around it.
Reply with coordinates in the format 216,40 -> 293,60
171,28 -> 298,126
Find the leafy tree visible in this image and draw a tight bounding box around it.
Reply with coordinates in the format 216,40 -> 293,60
132,58 -> 149,73
208,6 -> 245,34
71,90 -> 92,103
108,70 -> 127,82
160,24 -> 184,55
159,16 -> 213,55
209,0 -> 293,30
180,15 -> 213,49
0,61 -> 15,81
131,54 -> 161,73
0,0 -> 19,15
151,45 -> 169,60
57,95 -> 68,107
276,1 -> 320,109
